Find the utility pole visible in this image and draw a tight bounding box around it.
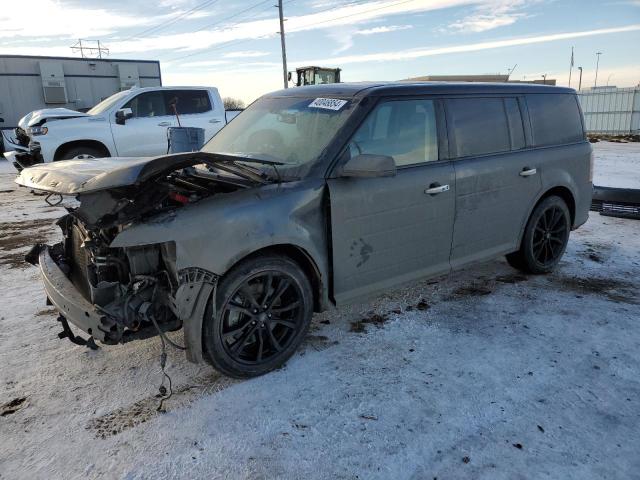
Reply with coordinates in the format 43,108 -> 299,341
577,67 -> 583,90
568,46 -> 574,87
594,51 -> 602,87
277,0 -> 288,89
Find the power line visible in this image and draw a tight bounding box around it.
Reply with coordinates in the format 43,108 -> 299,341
166,0 -> 416,64
165,0 -> 278,63
292,0 -> 418,32
119,0 -> 219,42
192,0 -> 273,34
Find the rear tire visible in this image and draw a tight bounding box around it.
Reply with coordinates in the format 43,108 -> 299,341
203,254 -> 313,378
506,195 -> 571,274
58,145 -> 106,160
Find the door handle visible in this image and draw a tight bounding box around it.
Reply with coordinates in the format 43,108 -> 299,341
425,183 -> 450,195
209,118 -> 222,124
157,121 -> 172,127
520,167 -> 537,177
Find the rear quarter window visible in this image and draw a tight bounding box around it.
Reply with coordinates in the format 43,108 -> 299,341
526,93 -> 584,147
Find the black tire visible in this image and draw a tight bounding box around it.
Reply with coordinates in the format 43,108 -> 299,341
58,145 -> 106,160
203,254 -> 313,378
506,195 -> 571,274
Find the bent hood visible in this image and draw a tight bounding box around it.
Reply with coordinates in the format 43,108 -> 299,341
19,108 -> 90,129
15,153 -> 206,194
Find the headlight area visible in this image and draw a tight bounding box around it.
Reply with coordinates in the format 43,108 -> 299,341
59,217 -> 182,345
27,125 -> 48,136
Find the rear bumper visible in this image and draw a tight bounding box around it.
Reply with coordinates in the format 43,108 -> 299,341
591,185 -> 640,220
39,246 -> 112,343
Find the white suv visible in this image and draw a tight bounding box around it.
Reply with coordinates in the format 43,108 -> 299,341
2,86 -> 239,169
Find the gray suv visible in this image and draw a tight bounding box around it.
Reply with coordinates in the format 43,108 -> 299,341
18,82 -> 592,378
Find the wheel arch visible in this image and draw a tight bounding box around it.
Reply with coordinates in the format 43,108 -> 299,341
222,243 -> 326,313
537,186 -> 576,225
54,140 -> 111,160
516,185 -> 577,249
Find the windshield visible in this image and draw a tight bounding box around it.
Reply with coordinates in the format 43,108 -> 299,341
201,96 -> 355,178
87,90 -> 130,115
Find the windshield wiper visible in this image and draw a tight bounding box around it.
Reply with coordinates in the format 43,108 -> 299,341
200,152 -> 289,183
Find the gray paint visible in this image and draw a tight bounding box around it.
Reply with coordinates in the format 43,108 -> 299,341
110,178 -> 331,307
21,82 -> 592,363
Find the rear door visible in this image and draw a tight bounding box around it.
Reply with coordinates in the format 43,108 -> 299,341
446,96 -> 543,268
111,90 -> 174,157
328,98 -> 455,304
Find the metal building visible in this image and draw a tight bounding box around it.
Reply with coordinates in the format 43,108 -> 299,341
0,55 -> 161,128
577,86 -> 640,134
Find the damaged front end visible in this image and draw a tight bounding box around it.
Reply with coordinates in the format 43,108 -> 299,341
36,218 -> 181,345
19,153 -> 261,356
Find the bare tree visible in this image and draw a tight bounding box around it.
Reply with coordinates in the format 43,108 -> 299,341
223,97 -> 245,110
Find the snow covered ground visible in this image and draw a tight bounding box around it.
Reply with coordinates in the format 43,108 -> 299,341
1,143 -> 639,480
592,140 -> 640,189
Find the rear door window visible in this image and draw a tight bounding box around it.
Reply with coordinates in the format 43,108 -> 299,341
349,99 -> 438,167
447,97 -> 511,157
168,90 -> 212,115
526,93 -> 584,146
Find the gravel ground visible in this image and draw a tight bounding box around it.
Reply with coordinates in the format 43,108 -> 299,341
0,142 -> 639,480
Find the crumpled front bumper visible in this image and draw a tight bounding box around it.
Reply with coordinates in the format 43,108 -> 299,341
38,246 -> 113,343
3,149 -> 43,171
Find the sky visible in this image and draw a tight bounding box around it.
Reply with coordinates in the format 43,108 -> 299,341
0,0 -> 639,103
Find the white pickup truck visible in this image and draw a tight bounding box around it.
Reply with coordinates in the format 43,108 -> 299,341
2,86 -> 240,170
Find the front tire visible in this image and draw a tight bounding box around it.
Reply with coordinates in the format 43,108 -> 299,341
58,145 -> 106,160
506,195 -> 571,274
203,254 -> 313,378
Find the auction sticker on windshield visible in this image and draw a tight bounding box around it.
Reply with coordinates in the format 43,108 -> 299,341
308,98 -> 348,111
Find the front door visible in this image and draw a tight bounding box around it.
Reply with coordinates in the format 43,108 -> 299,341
111,90 -> 174,157
328,98 -> 455,304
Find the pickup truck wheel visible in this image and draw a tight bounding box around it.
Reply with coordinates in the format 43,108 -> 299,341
203,254 -> 313,378
506,195 -> 571,274
58,146 -> 105,160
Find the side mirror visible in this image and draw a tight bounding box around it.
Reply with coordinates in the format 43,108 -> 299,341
339,154 -> 396,178
115,108 -> 133,125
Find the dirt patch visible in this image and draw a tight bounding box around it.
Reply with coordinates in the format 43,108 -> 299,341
302,335 -> 338,352
87,373 -> 236,439
579,242 -> 612,264
588,133 -> 640,143
448,284 -> 493,299
0,252 -> 28,269
0,218 -> 56,253
350,312 -> 389,334
495,273 -> 529,284
553,275 -> 639,304
1,397 -> 28,416
35,308 -> 58,317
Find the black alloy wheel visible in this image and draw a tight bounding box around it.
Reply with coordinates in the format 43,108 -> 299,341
506,195 -> 571,274
203,254 -> 313,378
531,205 -> 569,267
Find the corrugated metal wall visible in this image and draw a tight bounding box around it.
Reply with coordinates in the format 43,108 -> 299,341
0,55 -> 162,128
577,87 -> 640,134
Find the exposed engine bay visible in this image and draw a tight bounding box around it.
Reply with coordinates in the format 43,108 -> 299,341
39,161 -> 255,345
